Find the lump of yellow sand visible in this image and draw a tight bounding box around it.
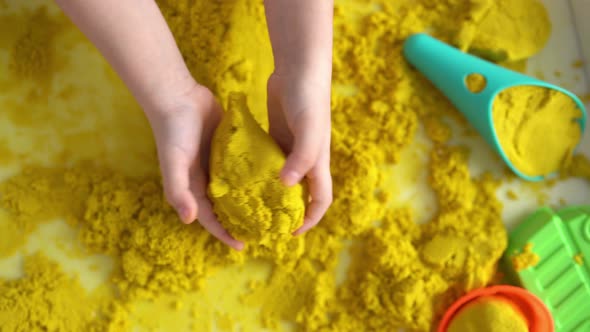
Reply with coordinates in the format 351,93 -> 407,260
493,86 -> 583,177
511,243 -> 539,271
208,92 -> 306,241
456,0 -> 551,62
0,254 -> 94,331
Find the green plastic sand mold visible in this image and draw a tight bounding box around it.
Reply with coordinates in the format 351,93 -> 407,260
503,206 -> 590,332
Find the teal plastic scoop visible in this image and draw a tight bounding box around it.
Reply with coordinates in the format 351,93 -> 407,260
403,33 -> 587,181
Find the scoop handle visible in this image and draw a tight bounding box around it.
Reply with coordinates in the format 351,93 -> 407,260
402,34 -> 587,182
403,34 -> 533,144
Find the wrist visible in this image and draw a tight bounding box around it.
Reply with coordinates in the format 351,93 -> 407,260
268,70 -> 332,112
272,61 -> 332,88
140,68 -> 202,117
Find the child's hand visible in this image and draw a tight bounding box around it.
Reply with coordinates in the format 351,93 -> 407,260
265,0 -> 334,235
267,72 -> 333,235
57,0 -> 333,244
55,0 -> 243,249
145,84 -> 244,250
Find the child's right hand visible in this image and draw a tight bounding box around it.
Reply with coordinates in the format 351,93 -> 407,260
145,83 -> 244,251
55,0 -> 244,249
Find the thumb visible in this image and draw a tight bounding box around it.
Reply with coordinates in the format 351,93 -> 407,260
280,111 -> 323,186
159,146 -> 199,223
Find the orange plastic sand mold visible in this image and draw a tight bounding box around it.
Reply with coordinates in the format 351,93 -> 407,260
438,285 -> 554,332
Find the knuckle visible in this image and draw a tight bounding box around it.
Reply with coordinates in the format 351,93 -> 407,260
326,187 -> 334,203
325,194 -> 334,207
164,190 -> 184,208
314,184 -> 333,207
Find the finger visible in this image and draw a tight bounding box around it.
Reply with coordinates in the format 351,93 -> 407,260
191,169 -> 245,251
280,111 -> 324,186
293,153 -> 333,236
195,195 -> 245,251
159,146 -> 198,224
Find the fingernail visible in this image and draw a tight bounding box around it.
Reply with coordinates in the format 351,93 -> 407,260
178,206 -> 191,223
292,227 -> 304,236
292,218 -> 310,236
282,170 -> 301,186
233,242 -> 245,251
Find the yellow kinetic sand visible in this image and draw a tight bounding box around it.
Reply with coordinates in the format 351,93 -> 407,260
0,0 -> 559,331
